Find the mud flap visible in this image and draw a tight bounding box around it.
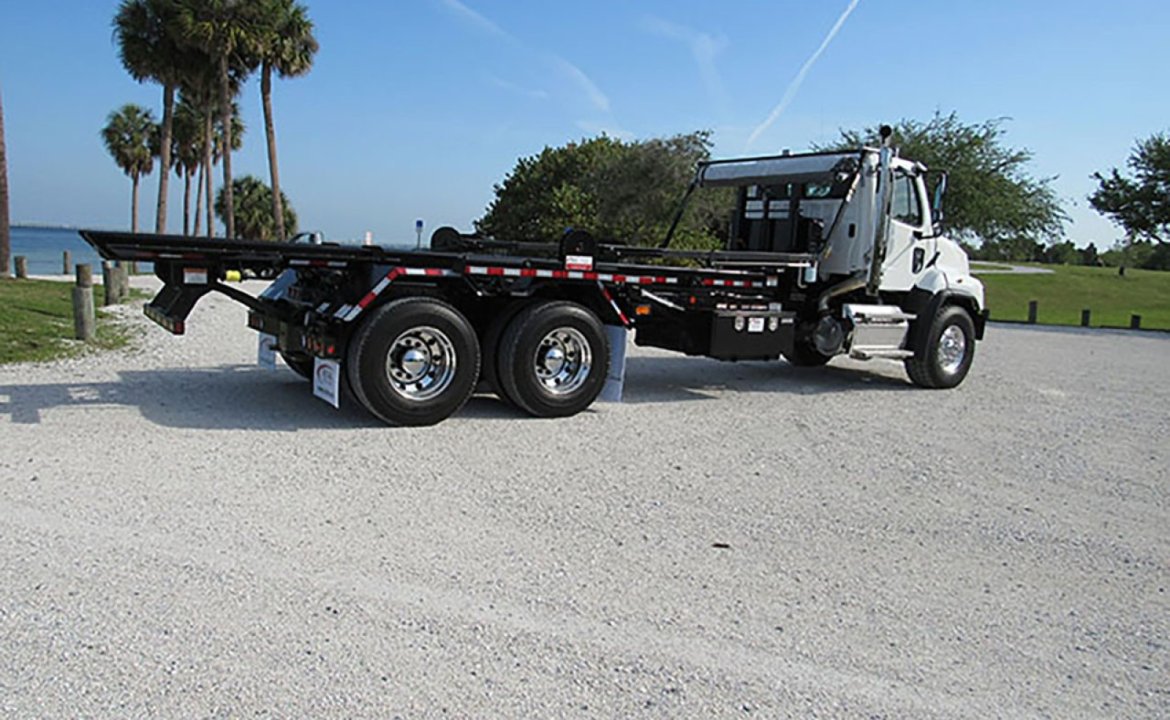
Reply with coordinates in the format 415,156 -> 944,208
599,325 -> 628,402
312,358 -> 341,409
257,333 -> 277,369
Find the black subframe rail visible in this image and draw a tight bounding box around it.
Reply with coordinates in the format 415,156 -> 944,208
80,230 -> 815,280
80,229 -> 818,337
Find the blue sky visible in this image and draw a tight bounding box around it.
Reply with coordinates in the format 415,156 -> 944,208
1,0 -> 1167,247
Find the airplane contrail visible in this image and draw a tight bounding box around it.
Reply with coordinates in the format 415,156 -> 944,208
746,0 -> 862,149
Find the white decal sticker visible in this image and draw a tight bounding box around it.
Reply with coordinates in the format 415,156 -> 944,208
565,254 -> 593,271
313,358 -> 341,409
747,317 -> 765,333
183,268 -> 209,285
257,333 -> 277,369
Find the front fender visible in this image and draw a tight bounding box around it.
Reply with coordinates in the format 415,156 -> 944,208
904,286 -> 987,354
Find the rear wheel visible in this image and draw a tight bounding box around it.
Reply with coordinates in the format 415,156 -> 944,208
905,305 -> 976,388
479,301 -> 527,405
497,301 -> 609,418
346,297 -> 480,426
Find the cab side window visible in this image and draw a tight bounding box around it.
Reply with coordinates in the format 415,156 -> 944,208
892,175 -> 923,227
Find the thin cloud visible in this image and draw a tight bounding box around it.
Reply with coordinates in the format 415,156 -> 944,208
486,74 -> 549,100
436,0 -> 512,41
643,16 -> 729,112
434,0 -> 611,115
552,56 -> 610,112
746,0 -> 862,149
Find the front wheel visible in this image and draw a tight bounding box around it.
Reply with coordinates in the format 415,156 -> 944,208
497,301 -> 609,418
346,297 -> 480,426
905,305 -> 976,388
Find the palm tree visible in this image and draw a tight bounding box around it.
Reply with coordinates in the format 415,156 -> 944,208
0,84 -> 10,278
114,0 -> 190,235
176,0 -> 261,239
179,56 -> 243,238
178,63 -> 218,237
203,101 -> 245,236
101,104 -> 156,233
171,97 -> 203,236
256,0 -> 317,241
214,175 -> 296,241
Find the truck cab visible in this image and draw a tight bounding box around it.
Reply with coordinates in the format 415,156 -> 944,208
690,130 -> 987,387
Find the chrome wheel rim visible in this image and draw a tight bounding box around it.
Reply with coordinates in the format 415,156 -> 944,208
937,325 -> 967,375
533,327 -> 592,396
385,326 -> 457,401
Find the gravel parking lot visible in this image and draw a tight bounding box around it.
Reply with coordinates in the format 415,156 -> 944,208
1,281 -> 1167,718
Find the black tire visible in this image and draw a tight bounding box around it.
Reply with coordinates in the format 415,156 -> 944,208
497,301 -> 609,418
345,297 -> 480,426
479,301 -> 527,404
782,324 -> 833,367
905,305 -> 976,389
280,351 -> 314,380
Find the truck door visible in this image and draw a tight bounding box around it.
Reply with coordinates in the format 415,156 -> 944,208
879,170 -> 934,291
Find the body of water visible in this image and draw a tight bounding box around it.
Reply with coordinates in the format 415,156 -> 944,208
8,226 -> 431,277
9,226 -> 120,276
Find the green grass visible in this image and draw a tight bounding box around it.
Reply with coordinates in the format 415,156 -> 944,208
976,264 -> 1170,330
0,278 -> 140,363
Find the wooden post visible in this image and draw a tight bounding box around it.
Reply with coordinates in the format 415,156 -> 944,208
1131,314 -> 1142,330
121,263 -> 131,298
114,261 -> 129,301
14,255 -> 28,279
63,250 -> 72,275
101,261 -> 117,306
1027,300 -> 1038,324
72,263 -> 96,342
1081,309 -> 1091,327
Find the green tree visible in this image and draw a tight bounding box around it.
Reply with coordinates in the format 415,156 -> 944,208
478,135 -> 619,242
171,96 -> 204,236
1080,242 -> 1100,266
255,0 -> 317,241
177,60 -> 216,237
1146,243 -> 1170,270
815,113 -> 1067,258
180,63 -> 218,237
971,236 -> 1043,263
1100,238 -> 1153,269
114,0 -> 192,235
1042,240 -> 1079,265
1089,131 -> 1170,244
0,84 -> 10,279
477,131 -> 730,249
176,0 -> 262,239
179,62 -> 244,238
214,175 -> 296,241
102,104 -> 157,233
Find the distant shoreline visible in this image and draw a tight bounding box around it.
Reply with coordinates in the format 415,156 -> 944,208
13,223 -> 108,232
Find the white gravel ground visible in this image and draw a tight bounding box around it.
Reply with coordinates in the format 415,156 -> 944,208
1,278 -> 1167,718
